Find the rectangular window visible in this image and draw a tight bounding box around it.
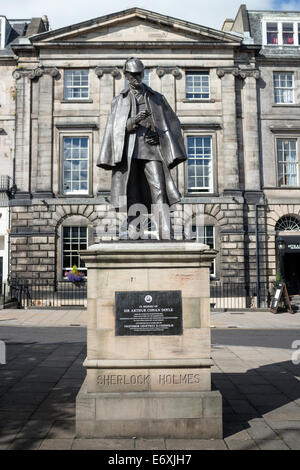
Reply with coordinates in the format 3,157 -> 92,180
298,23 -> 300,44
187,136 -> 212,192
186,72 -> 210,99
282,23 -> 294,44
267,22 -> 278,44
63,137 -> 89,194
64,69 -> 89,99
277,138 -> 297,186
273,73 -> 294,104
62,226 -> 87,277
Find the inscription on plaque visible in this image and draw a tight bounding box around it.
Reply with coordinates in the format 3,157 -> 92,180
115,290 -> 183,336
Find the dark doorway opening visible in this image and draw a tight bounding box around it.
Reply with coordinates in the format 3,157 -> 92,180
284,253 -> 300,295
0,256 -> 2,294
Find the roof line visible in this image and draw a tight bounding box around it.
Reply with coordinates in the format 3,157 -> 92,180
28,7 -> 241,42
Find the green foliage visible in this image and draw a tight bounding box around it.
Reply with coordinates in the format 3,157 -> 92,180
72,265 -> 78,274
275,270 -> 282,286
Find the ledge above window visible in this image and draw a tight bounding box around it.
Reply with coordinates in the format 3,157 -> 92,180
182,99 -> 215,103
272,104 -> 300,107
181,123 -> 222,130
270,126 -> 300,133
60,99 -> 93,104
55,123 -> 98,129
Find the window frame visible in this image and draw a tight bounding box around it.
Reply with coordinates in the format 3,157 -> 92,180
185,70 -> 210,100
185,134 -> 215,194
192,225 -> 216,277
62,226 -> 88,278
63,69 -> 89,100
273,72 -> 294,104
57,215 -> 93,281
59,131 -> 93,197
275,136 -> 298,187
263,19 -> 300,46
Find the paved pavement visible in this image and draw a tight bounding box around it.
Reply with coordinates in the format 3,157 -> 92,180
0,307 -> 299,329
0,308 -> 300,450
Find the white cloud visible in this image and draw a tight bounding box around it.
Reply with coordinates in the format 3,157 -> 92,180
1,0 -> 276,30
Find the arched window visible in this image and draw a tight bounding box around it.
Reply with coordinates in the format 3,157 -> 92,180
275,215 -> 300,231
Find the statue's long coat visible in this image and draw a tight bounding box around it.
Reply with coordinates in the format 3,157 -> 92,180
97,85 -> 187,207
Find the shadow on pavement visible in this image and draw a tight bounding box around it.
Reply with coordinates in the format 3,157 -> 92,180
1,327 -> 300,448
0,327 -> 86,450
212,360 -> 300,439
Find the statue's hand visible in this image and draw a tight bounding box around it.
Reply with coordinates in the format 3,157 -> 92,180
145,131 -> 160,145
134,110 -> 151,124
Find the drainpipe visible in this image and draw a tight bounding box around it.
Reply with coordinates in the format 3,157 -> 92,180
255,204 -> 260,307
255,196 -> 266,308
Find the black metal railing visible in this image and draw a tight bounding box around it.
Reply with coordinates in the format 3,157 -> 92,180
7,278 -> 87,309
0,282 -> 19,307
0,176 -> 11,192
4,278 -> 271,310
210,282 -> 270,309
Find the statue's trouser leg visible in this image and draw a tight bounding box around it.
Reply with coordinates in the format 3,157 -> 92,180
143,160 -> 172,240
127,161 -> 144,239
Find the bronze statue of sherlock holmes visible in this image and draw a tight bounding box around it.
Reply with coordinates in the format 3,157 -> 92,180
97,57 -> 187,239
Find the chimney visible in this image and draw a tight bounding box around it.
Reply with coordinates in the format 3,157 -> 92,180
42,15 -> 50,31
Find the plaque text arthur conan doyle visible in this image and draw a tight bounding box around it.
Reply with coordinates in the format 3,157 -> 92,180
115,290 -> 183,336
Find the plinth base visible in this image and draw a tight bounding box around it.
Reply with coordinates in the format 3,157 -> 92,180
76,378 -> 222,438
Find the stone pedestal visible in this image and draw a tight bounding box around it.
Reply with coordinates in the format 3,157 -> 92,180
76,241 -> 222,438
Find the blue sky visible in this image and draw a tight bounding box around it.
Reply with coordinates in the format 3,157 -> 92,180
272,0 -> 300,9
2,0 -> 300,30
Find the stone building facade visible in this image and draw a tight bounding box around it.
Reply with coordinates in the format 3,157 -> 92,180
0,15 -> 48,285
226,5 -> 300,297
3,6 -> 300,302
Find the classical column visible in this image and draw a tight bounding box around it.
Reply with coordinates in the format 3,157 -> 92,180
156,67 -> 181,112
217,68 -> 239,191
13,70 -> 32,198
241,70 -> 261,191
35,71 -> 55,197
13,67 -> 60,198
95,68 -> 120,194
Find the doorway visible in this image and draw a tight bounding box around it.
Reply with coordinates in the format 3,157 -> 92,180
284,253 -> 300,295
0,257 -> 2,295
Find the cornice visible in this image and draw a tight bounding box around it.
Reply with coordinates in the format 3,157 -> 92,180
29,41 -> 241,50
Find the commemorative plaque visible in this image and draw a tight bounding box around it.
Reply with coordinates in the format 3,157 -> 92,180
115,290 -> 183,336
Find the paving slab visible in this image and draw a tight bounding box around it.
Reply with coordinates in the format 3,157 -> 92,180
39,439 -> 74,450
8,439 -> 43,450
256,439 -> 290,450
72,439 -> 135,450
275,430 -> 300,450
225,439 -> 259,450
135,439 -> 166,450
47,420 -> 76,438
16,421 -> 54,439
165,439 -> 227,450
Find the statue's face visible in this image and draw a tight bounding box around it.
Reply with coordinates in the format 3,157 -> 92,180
125,71 -> 144,89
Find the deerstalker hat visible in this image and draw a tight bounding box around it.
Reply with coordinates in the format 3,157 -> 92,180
123,57 -> 144,73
